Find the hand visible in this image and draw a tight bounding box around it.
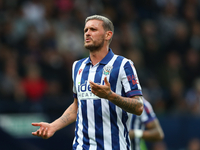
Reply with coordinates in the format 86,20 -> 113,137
32,122 -> 56,139
129,129 -> 135,140
89,76 -> 112,99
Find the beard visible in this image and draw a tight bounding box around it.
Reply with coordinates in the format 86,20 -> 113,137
84,37 -> 105,52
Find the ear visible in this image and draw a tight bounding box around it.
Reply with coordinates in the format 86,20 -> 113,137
105,31 -> 113,41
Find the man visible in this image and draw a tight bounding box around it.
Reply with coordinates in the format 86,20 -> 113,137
32,15 -> 143,150
129,98 -> 164,150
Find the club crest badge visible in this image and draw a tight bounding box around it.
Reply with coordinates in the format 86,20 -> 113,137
103,65 -> 113,75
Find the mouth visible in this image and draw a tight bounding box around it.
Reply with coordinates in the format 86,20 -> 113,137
85,39 -> 90,42
85,37 -> 92,43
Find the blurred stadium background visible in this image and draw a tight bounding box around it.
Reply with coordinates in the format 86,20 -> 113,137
0,0 -> 200,149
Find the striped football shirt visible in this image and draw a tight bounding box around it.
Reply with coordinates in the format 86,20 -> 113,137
130,98 -> 156,150
72,49 -> 142,150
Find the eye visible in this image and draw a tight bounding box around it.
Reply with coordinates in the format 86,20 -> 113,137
91,28 -> 96,31
84,28 -> 88,33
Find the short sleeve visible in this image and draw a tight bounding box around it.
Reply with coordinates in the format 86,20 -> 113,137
141,99 -> 156,124
72,61 -> 77,98
121,59 -> 142,97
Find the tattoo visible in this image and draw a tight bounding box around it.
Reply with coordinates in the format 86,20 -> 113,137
111,95 -> 143,114
106,91 -> 112,99
60,114 -> 70,124
60,104 -> 78,124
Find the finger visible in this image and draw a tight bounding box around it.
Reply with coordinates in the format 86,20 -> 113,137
42,127 -> 48,139
91,90 -> 96,95
89,80 -> 93,84
32,123 -> 41,127
89,81 -> 98,89
89,80 -> 94,88
32,130 -> 40,136
89,80 -> 96,87
32,131 -> 38,136
32,128 -> 40,136
39,127 -> 44,136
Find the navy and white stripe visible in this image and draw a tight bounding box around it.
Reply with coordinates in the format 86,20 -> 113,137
130,98 -> 156,150
72,49 -> 142,150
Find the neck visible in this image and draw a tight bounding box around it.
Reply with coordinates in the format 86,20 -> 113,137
90,47 -> 109,66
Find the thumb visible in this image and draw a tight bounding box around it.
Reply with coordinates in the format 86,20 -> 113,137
104,76 -> 110,86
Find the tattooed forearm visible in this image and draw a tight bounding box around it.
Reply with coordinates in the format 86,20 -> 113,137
60,114 -> 70,124
109,93 -> 143,115
106,91 -> 113,99
59,102 -> 78,125
50,99 -> 78,131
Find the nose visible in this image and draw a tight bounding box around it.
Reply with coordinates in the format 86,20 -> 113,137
85,32 -> 89,37
85,29 -> 91,36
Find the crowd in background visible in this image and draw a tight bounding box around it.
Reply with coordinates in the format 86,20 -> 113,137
0,0 -> 200,149
0,0 -> 200,117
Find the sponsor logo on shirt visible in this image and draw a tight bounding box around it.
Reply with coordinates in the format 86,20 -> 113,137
127,75 -> 138,85
77,80 -> 100,100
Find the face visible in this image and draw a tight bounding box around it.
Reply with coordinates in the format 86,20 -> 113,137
84,19 -> 106,51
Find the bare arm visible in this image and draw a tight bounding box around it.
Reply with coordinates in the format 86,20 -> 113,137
89,77 -> 143,115
107,92 -> 143,115
50,98 -> 78,130
129,118 -> 164,141
142,118 -> 164,141
32,98 -> 78,139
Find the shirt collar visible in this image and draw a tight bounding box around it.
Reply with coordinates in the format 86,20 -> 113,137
85,48 -> 114,65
